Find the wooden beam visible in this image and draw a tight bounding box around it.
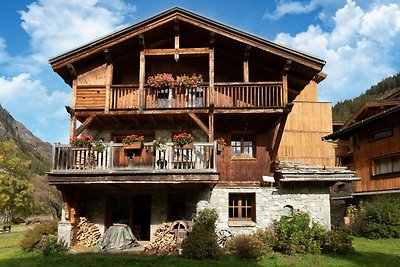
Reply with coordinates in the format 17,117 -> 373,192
139,50 -> 145,111
209,47 -> 215,105
67,64 -> 77,78
69,114 -> 76,139
104,61 -> 113,114
144,47 -> 209,56
74,114 -> 97,136
188,113 -> 209,136
103,49 -> 113,64
282,59 -> 292,75
243,60 -> 249,83
208,112 -> 214,142
138,34 -> 145,50
270,104 -> 293,162
174,19 -> 180,62
209,32 -> 215,47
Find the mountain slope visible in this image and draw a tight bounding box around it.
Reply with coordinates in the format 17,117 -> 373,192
0,105 -> 51,174
332,72 -> 400,122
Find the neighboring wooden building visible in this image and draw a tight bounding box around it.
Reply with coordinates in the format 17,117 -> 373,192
47,8 -> 354,247
324,94 -> 400,197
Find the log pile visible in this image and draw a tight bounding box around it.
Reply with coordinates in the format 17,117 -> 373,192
76,217 -> 101,247
144,222 -> 177,255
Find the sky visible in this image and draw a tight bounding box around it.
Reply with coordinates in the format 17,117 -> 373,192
0,0 -> 400,144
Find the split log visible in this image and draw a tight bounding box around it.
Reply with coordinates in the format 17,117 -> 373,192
76,217 -> 101,247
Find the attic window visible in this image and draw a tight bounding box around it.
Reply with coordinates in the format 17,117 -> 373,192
368,127 -> 393,142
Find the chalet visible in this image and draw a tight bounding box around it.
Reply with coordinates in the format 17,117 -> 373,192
324,91 -> 400,201
47,7 -> 357,248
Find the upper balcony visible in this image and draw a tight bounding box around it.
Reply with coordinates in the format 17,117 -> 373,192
74,81 -> 286,114
48,142 -> 219,185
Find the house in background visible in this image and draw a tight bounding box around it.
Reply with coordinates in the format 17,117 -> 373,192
47,7 -> 356,247
324,90 -> 400,224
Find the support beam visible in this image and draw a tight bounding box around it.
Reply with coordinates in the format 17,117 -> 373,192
209,48 -> 215,105
270,103 -> 293,162
103,49 -> 113,64
139,50 -> 145,111
209,32 -> 215,47
138,34 -> 145,50
144,47 -> 209,56
74,114 -> 97,136
208,111 -> 214,142
188,113 -> 209,136
69,114 -> 76,139
282,60 -> 291,105
67,64 -> 77,78
104,57 -> 113,114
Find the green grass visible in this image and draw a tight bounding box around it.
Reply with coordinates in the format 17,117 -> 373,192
1,225 -> 399,267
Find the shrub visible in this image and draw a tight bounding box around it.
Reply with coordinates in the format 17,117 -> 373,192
322,229 -> 354,254
273,210 -> 326,254
181,208 -> 222,259
349,196 -> 400,239
253,227 -> 278,250
20,221 -> 58,251
227,234 -> 271,260
36,235 -> 68,255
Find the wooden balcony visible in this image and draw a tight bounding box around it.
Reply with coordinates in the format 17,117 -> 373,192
76,82 -> 286,112
48,142 -> 219,184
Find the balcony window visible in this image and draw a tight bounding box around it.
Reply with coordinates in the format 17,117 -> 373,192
229,193 -> 255,222
372,154 -> 400,177
231,135 -> 255,158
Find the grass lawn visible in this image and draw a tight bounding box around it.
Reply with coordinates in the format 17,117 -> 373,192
1,225 -> 399,267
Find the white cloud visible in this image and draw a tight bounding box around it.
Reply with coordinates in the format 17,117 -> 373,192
0,38 -> 9,63
273,0 -> 400,103
19,0 -> 136,64
0,73 -> 71,143
263,0 -> 318,20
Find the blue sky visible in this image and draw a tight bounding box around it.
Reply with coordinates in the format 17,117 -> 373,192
1,0 -> 400,143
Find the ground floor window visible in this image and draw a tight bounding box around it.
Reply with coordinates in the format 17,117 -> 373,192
228,193 -> 255,222
372,154 -> 400,177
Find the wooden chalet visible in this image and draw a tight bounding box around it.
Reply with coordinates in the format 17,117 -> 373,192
324,93 -> 400,198
48,7 -> 345,247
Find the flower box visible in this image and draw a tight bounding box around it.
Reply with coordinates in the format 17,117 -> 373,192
123,142 -> 143,150
217,143 -> 224,153
177,143 -> 194,149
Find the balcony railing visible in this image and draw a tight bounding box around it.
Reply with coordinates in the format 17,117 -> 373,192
51,142 -> 217,172
93,82 -> 284,111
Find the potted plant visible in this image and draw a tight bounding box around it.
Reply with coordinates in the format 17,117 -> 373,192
176,73 -> 203,88
70,135 -> 93,148
216,137 -> 227,154
122,134 -> 144,150
173,132 -> 194,148
153,137 -> 168,151
147,73 -> 175,89
92,140 -> 106,153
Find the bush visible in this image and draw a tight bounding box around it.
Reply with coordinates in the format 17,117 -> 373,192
20,221 -> 58,251
273,210 -> 326,254
253,227 -> 277,249
36,235 -> 68,255
349,196 -> 400,239
322,229 -> 354,254
181,208 -> 222,259
227,234 -> 271,260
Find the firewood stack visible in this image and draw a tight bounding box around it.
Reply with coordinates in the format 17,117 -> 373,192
144,222 -> 177,255
76,217 -> 101,247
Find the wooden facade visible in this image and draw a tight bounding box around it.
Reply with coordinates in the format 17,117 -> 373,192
324,96 -> 400,194
48,8 -> 328,243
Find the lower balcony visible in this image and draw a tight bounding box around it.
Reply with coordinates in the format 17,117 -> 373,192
48,142 -> 219,184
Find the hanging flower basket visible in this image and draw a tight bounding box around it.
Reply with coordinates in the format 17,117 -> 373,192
123,134 -> 144,150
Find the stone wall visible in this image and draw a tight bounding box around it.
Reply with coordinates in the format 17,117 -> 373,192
207,184 -> 331,236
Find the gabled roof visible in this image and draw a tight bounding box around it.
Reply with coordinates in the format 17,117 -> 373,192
49,7 -> 325,72
323,103 -> 400,141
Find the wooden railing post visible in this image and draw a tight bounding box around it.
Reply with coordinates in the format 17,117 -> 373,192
109,141 -> 114,170
139,51 -> 145,111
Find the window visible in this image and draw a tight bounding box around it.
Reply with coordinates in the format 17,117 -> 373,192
368,127 -> 393,142
231,135 -> 255,158
229,193 -> 255,222
372,154 -> 400,177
